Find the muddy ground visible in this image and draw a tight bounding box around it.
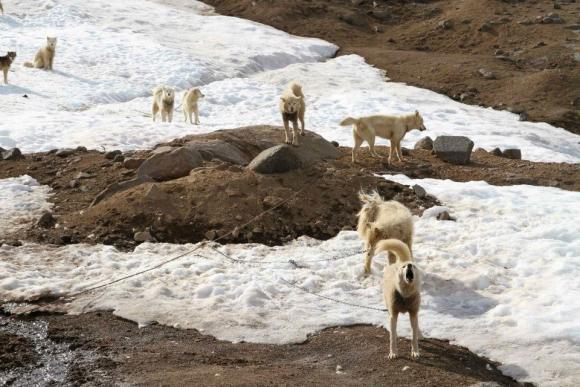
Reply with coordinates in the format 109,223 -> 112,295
0,312 -> 525,386
205,0 -> 580,134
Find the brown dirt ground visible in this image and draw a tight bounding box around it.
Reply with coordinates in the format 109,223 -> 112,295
1,130 -> 578,250
204,0 -> 580,134
0,332 -> 37,372
3,312 -> 522,386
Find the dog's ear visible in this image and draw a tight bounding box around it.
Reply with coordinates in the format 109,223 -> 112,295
280,97 -> 286,103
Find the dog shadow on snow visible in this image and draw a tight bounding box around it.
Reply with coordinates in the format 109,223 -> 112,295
421,273 -> 497,318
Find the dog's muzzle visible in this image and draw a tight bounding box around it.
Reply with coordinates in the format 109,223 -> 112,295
419,124 -> 427,131
405,264 -> 414,282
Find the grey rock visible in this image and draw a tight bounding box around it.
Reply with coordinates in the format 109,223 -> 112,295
2,148 -> 23,161
69,179 -> 80,188
123,157 -> 146,170
76,146 -> 88,152
137,147 -> 203,181
437,211 -> 455,221
55,148 -> 75,158
105,150 -> 122,160
339,13 -> 367,27
248,145 -> 301,174
185,139 -> 250,165
371,10 -> 390,22
502,148 -> 522,159
414,136 -> 434,150
75,172 -> 92,179
438,20 -> 452,29
478,68 -> 496,80
37,212 -> 56,228
433,136 -> 474,165
491,148 -> 503,157
134,231 -> 156,243
113,154 -> 125,163
331,141 -> 340,147
205,230 -> 217,240
412,185 -> 427,199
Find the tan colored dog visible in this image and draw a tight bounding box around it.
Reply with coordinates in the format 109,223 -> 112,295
376,239 -> 422,360
1,51 -> 16,84
279,81 -> 306,146
152,86 -> 175,123
340,111 -> 427,164
357,191 -> 413,275
0,1 -> 4,15
182,87 -> 204,125
23,37 -> 57,70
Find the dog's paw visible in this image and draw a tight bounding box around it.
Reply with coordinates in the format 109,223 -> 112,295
300,131 -> 305,136
388,352 -> 398,360
411,351 -> 420,359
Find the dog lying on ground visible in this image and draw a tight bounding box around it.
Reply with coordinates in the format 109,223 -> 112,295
182,87 -> 204,125
1,51 -> 16,84
23,37 -> 57,70
357,191 -> 413,275
279,81 -> 306,146
340,111 -> 426,164
376,238 -> 422,360
152,86 -> 175,123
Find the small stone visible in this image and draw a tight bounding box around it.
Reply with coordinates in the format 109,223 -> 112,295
491,148 -> 503,157
69,179 -> 80,188
37,212 -> 56,228
438,20 -> 452,29
478,68 -> 496,80
105,150 -> 122,160
205,230 -> 217,240
437,211 -> 454,221
0,239 -> 23,247
331,141 -> 339,147
478,22 -> 494,32
75,172 -> 92,179
76,146 -> 88,152
123,157 -> 146,170
55,148 -> 75,158
412,185 -> 427,199
519,112 -> 529,121
502,148 -> 522,160
414,136 -> 433,150
1,148 -> 24,161
134,231 -> 156,243
113,154 -> 125,163
401,147 -> 410,156
263,196 -> 283,209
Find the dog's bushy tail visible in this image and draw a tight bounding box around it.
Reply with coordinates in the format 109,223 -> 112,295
358,190 -> 383,221
289,81 -> 303,98
375,239 -> 412,264
340,117 -> 359,126
22,61 -> 34,68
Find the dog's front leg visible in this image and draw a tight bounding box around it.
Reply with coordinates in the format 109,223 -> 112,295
410,311 -> 420,358
388,141 -> 394,165
364,244 -> 375,275
282,117 -> 291,144
388,313 -> 398,359
194,110 -> 200,125
291,119 -> 300,146
2,68 -> 7,84
168,109 -> 173,123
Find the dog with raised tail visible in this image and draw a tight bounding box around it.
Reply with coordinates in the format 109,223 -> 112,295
152,85 -> 175,123
340,111 -> 426,164
279,81 -> 306,146
23,37 -> 57,70
376,238 -> 422,360
357,191 -> 413,275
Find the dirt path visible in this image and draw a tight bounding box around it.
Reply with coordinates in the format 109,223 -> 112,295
204,0 -> 580,134
0,312 -> 523,386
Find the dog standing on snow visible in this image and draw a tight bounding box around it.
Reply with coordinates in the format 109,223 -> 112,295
0,1 -> 4,15
340,111 -> 426,164
279,81 -> 306,146
23,37 -> 57,70
376,238 -> 422,360
152,86 -> 175,123
1,51 -> 16,84
357,191 -> 413,275
182,87 -> 204,125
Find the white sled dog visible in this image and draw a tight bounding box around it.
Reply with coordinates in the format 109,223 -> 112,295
152,86 -> 175,123
377,238 -> 422,360
23,37 -> 57,70
340,111 -> 426,164
357,191 -> 413,275
182,87 -> 204,125
279,81 -> 306,146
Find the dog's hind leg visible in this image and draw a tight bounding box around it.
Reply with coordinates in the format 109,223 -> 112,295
352,130 -> 363,163
395,140 -> 404,162
152,103 -> 159,122
388,312 -> 399,359
388,140 -> 395,165
364,242 -> 375,275
410,311 -> 420,358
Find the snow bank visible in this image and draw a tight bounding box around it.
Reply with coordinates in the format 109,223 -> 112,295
1,178 -> 579,385
0,176 -> 52,237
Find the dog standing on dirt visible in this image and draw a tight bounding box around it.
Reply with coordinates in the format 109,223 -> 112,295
376,238 -> 422,360
357,191 -> 413,275
279,81 -> 306,146
182,87 -> 204,125
152,86 -> 175,123
1,51 -> 16,84
340,111 -> 426,164
23,37 -> 57,70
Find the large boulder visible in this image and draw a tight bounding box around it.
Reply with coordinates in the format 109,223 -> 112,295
248,145 -> 301,174
502,148 -> 522,160
433,136 -> 474,165
185,139 -> 250,165
137,147 -> 203,181
1,148 -> 23,161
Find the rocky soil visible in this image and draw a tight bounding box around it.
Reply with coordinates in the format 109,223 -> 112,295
205,0 -> 580,134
